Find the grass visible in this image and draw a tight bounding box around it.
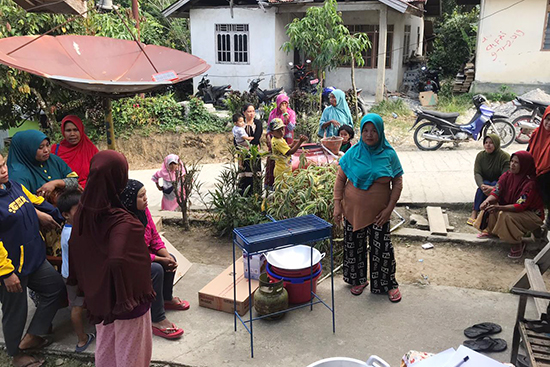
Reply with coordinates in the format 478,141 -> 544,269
369,99 -> 413,118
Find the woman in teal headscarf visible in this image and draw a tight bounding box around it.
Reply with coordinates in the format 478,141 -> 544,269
8,130 -> 79,198
318,89 -> 354,138
333,114 -> 404,302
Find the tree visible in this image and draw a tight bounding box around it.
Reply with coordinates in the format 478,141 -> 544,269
282,0 -> 370,110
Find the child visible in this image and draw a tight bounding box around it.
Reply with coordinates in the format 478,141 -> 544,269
270,118 -> 308,180
232,113 -> 254,147
152,154 -> 185,211
57,189 -> 95,353
338,124 -> 355,154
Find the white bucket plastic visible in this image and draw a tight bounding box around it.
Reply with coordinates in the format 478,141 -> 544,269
306,356 -> 390,367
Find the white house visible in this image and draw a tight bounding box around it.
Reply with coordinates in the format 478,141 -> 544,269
459,0 -> 550,94
162,0 -> 429,101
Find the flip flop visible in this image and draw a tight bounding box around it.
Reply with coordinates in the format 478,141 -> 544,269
13,355 -> 45,367
164,298 -> 190,311
477,232 -> 492,238
466,217 -> 476,226
350,282 -> 368,296
75,333 -> 95,353
464,322 -> 502,338
152,323 -> 184,340
19,336 -> 53,352
463,336 -> 507,352
508,243 -> 526,259
525,320 -> 550,333
388,288 -> 402,303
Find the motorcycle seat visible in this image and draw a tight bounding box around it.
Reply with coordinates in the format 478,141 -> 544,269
527,99 -> 550,108
421,110 -> 460,119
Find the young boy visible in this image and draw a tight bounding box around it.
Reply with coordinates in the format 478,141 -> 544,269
232,113 -> 254,147
57,189 -> 95,353
270,118 -> 308,180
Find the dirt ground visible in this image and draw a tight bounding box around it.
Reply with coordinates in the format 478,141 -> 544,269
163,205 -> 549,294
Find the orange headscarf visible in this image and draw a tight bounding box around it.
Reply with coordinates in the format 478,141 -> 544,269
528,106 -> 550,176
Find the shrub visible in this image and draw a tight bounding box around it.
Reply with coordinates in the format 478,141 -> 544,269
295,112 -> 321,142
289,89 -> 319,116
369,99 -> 412,118
223,91 -> 259,115
185,97 -> 227,133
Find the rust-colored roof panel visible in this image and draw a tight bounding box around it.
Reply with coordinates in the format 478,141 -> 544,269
0,35 -> 210,97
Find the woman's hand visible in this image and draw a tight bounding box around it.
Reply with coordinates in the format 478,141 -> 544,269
156,256 -> 178,272
480,198 -> 491,211
280,104 -> 288,115
333,203 -> 343,226
486,204 -> 500,213
37,181 -> 59,198
4,273 -> 22,293
375,207 -> 393,227
35,209 -> 61,231
330,120 -> 341,128
481,184 -> 493,196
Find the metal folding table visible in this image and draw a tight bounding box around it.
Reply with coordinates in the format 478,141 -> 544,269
232,214 -> 335,357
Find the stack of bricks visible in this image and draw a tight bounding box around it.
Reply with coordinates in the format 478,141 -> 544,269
453,63 -> 475,93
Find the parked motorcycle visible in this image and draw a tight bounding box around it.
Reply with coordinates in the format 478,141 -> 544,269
248,76 -> 283,105
510,96 -> 549,144
195,75 -> 231,106
418,66 -> 440,93
411,94 -> 515,151
289,60 -> 319,94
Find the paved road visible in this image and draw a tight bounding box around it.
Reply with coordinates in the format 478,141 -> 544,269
130,143 -> 526,210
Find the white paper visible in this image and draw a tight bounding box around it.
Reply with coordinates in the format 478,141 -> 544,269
442,345 -> 505,367
412,348 -> 455,367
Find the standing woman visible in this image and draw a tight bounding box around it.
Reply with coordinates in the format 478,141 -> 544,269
265,94 -> 296,189
468,134 -> 510,225
51,115 -> 99,188
239,104 -> 263,195
528,105 -> 550,232
68,151 -> 155,367
318,89 -> 354,138
333,114 -> 404,302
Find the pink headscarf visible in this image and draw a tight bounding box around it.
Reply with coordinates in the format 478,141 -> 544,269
268,94 -> 296,142
152,154 -> 185,183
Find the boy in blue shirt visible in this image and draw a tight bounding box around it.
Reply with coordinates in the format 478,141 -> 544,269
57,190 -> 95,353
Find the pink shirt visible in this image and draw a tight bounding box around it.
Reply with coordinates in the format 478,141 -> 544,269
144,207 -> 166,261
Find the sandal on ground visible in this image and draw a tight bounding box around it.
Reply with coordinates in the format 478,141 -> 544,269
508,243 -> 526,259
464,322 -> 502,338
75,333 -> 95,353
350,282 -> 368,296
388,288 -> 402,303
152,323 -> 184,340
466,217 -> 476,226
19,336 -> 52,352
476,232 -> 492,238
13,355 -> 45,367
164,297 -> 190,311
525,319 -> 550,333
463,336 -> 507,352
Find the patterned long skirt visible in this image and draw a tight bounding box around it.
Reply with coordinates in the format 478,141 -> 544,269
342,219 -> 399,294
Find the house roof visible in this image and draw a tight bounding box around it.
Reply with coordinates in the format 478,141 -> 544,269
162,0 -> 424,18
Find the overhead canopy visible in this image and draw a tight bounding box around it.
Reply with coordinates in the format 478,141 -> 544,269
0,35 -> 210,97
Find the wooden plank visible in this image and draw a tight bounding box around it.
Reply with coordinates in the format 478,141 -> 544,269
520,322 -> 539,367
442,213 -> 454,232
160,235 -> 192,285
511,241 -> 550,289
525,259 -> 549,318
426,206 -> 447,236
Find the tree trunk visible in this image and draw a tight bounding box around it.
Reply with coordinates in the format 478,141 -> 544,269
181,202 -> 190,231
318,70 -> 324,113
351,55 -> 359,122
30,87 -> 55,130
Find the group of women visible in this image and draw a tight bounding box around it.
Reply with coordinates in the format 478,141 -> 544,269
469,105 -> 550,258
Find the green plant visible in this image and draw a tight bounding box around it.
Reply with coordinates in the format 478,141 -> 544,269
223,91 -> 259,115
369,99 -> 412,118
261,101 -> 277,122
295,112 -> 321,142
289,90 -> 319,116
485,85 -> 516,102
185,97 -> 228,133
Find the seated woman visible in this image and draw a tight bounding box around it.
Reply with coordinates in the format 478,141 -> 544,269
468,134 -> 510,225
474,151 -> 544,259
51,115 -> 99,188
120,179 -> 189,340
318,89 -> 354,138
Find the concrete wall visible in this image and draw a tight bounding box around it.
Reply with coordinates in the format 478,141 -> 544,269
325,9 -> 423,95
189,7 -> 279,93
274,12 -> 294,93
475,0 -> 550,89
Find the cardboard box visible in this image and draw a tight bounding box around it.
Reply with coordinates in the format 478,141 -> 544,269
198,258 -> 259,316
419,91 -> 438,107
242,251 -> 266,280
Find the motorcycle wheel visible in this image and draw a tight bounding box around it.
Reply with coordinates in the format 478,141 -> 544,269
482,119 -> 516,148
511,114 -> 533,144
413,122 -> 444,151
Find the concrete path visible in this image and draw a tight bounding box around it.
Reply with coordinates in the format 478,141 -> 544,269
8,262 -> 532,367
131,143 -> 526,210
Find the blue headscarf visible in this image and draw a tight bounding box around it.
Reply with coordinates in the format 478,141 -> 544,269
318,89 -> 354,138
7,130 -> 76,193
339,113 -> 403,190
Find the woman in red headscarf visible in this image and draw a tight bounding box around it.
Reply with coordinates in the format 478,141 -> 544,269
51,115 -> 99,188
474,151 -> 545,259
528,106 -> 550,233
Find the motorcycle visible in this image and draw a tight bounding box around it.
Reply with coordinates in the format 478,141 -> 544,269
289,59 -> 319,94
248,76 -> 283,105
510,96 -> 549,144
418,66 -> 440,93
411,94 -> 516,151
195,75 -> 231,106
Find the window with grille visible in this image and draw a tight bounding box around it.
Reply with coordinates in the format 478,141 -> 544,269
215,24 -> 250,64
403,25 -> 411,63
544,0 -> 550,50
344,25 -> 394,69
